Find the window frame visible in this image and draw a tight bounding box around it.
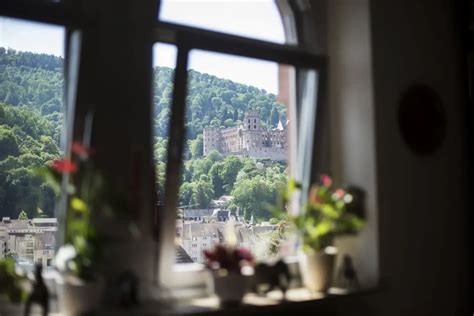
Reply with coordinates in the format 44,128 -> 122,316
154,9 -> 327,293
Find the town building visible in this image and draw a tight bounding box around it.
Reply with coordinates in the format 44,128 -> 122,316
203,110 -> 288,161
0,217 -> 57,267
177,218 -> 276,263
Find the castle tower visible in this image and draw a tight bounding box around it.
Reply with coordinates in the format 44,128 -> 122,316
203,127 -> 221,155
242,110 -> 262,151
244,110 -> 260,131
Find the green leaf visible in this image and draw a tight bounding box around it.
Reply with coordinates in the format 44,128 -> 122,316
70,197 -> 89,213
320,204 -> 339,219
315,220 -> 332,236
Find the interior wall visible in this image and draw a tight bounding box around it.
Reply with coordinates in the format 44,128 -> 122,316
370,0 -> 469,315
327,0 -> 469,315
327,0 -> 379,288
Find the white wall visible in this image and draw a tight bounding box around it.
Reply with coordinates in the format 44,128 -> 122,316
326,0 -> 469,314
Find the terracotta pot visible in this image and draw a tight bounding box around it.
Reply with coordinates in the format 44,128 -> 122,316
299,249 -> 336,292
211,272 -> 249,306
55,276 -> 104,315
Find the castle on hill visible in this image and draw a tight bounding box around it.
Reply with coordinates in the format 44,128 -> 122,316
203,110 -> 288,161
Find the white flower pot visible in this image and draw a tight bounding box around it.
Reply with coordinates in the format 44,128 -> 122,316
211,273 -> 249,306
55,276 -> 104,315
299,249 -> 336,292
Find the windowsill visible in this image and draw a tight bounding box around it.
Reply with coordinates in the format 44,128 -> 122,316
0,286 -> 381,316
166,286 -> 380,315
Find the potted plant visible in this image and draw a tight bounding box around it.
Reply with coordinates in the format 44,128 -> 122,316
203,244 -> 255,306
272,175 -> 365,292
37,141 -> 105,314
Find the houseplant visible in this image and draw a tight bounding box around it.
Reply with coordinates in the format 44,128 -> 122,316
37,141 -> 105,314
272,175 -> 364,292
203,244 -> 255,306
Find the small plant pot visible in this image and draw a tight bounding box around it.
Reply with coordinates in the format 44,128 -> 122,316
211,272 -> 249,307
299,248 -> 336,293
55,275 -> 104,315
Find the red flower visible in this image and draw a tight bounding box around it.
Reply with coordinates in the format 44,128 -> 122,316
204,244 -> 254,273
236,247 -> 254,263
51,159 -> 78,173
71,142 -> 93,158
320,174 -> 332,187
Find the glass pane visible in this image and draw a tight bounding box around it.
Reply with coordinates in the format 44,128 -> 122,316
0,17 -> 64,270
152,43 -> 177,198
153,45 -> 296,264
158,0 -> 286,44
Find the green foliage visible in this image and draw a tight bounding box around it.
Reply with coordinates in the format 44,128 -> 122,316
0,48 -> 62,219
272,177 -> 365,253
0,126 -> 20,160
189,134 -> 204,159
0,48 -> 290,222
17,210 -> 28,220
0,102 -> 59,218
154,67 -> 287,140
0,257 -> 26,303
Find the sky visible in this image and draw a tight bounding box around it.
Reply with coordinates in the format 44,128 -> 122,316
0,0 -> 285,93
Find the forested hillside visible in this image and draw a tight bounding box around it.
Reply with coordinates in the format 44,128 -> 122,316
0,48 -> 287,220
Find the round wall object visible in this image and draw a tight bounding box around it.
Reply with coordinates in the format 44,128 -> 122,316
398,85 -> 446,155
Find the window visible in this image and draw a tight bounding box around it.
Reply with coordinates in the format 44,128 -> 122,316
0,17 -> 64,267
155,0 -> 325,291
1,0 -> 326,299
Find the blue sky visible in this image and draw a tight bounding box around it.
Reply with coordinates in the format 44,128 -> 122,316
0,0 -> 284,93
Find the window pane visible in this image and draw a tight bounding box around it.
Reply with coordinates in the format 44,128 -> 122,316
158,0 -> 286,44
153,46 -> 295,264
0,17 -> 64,270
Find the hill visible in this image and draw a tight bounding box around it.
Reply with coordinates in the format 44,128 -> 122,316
0,48 -> 287,220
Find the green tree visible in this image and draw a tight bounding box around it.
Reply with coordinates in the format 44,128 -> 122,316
17,210 -> 28,220
220,156 -> 243,194
232,175 -> 275,220
0,126 -> 19,160
189,134 -> 203,159
191,175 -> 214,208
270,107 -> 280,127
208,162 -> 225,198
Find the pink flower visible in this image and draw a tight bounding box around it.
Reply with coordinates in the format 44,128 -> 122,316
320,174 -> 332,187
334,189 -> 346,199
51,159 -> 77,173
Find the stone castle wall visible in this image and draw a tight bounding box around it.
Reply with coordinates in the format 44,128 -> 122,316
203,111 -> 287,161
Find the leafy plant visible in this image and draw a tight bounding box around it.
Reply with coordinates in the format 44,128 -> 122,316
0,257 -> 26,303
36,142 -> 103,281
271,175 -> 365,253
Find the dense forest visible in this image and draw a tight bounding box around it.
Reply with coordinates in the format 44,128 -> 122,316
0,48 -> 287,220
